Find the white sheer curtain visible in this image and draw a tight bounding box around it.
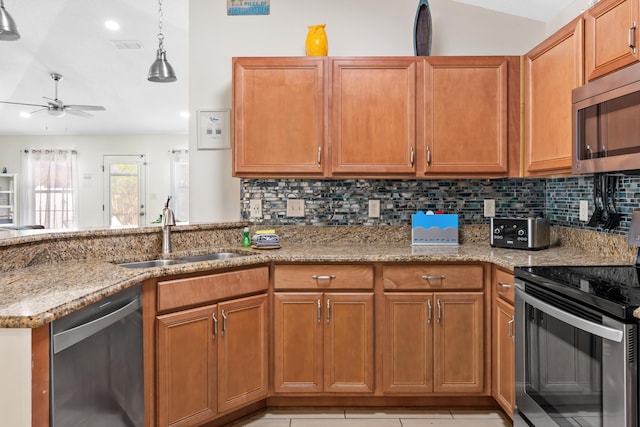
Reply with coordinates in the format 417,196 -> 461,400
169,149 -> 189,223
20,149 -> 79,229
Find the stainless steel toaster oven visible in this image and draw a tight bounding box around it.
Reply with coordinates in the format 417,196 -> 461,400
490,217 -> 550,250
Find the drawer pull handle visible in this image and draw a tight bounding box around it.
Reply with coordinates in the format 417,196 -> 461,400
498,281 -> 512,289
212,313 -> 218,340
421,275 -> 445,281
312,275 -> 336,280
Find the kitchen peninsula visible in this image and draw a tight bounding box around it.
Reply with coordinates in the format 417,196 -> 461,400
0,223 -> 634,427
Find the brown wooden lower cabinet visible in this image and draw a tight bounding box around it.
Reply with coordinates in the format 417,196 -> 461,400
273,292 -> 375,394
493,297 -> 515,417
156,294 -> 268,427
383,292 -> 485,394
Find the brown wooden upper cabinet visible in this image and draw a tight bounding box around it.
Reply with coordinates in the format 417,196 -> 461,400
524,18 -> 584,176
232,56 -> 517,178
331,57 -> 419,176
420,57 -> 513,177
232,57 -> 328,177
585,0 -> 640,81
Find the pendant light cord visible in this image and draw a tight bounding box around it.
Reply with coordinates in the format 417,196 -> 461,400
157,0 -> 165,51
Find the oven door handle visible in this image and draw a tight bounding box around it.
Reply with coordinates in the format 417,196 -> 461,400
52,295 -> 142,354
516,287 -> 623,342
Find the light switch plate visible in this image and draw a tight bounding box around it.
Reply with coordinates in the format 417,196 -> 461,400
484,199 -> 495,217
286,199 -> 305,217
368,200 -> 381,218
579,200 -> 589,222
250,199 -> 262,218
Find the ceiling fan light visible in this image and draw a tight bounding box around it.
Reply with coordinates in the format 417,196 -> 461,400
0,1 -> 20,41
148,49 -> 177,83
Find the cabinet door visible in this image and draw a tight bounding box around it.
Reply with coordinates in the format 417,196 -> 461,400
273,292 -> 324,393
324,293 -> 375,393
493,298 -> 515,417
382,293 -> 433,393
217,294 -> 268,413
157,305 -> 217,427
422,57 -> 508,176
331,57 -> 418,175
433,292 -> 484,393
585,0 -> 640,81
233,57 -> 327,177
524,18 -> 583,176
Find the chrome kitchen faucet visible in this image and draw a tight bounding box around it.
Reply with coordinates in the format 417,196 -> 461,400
162,196 -> 176,254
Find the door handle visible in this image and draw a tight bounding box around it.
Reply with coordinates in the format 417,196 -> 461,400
427,146 -> 432,166
326,299 -> 331,323
317,146 -> 322,167
508,317 -> 514,342
410,146 -> 415,167
437,299 -> 442,323
221,310 -> 227,337
629,21 -> 637,53
427,299 -> 432,324
317,299 -> 321,324
212,313 -> 218,340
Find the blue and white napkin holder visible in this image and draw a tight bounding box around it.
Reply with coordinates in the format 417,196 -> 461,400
411,211 -> 459,246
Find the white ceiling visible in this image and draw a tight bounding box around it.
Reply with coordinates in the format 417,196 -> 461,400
452,0 -> 578,23
0,0 -> 575,136
0,0 -> 188,136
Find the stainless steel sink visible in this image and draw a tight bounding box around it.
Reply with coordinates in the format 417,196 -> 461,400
119,252 -> 250,268
179,252 -> 246,262
119,258 -> 186,268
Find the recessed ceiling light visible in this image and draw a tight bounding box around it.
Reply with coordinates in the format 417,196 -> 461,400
105,20 -> 120,31
179,112 -> 190,119
19,112 -> 31,118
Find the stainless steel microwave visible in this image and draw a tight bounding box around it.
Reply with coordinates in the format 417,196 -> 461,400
572,61 -> 640,174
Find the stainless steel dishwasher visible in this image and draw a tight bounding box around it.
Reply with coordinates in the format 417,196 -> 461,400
50,283 -> 143,427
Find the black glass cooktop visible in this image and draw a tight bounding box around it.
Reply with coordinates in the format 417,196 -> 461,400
514,265 -> 640,321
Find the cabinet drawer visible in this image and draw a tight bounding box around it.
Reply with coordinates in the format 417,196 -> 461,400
157,267 -> 269,312
494,267 -> 514,304
274,264 -> 374,290
383,264 -> 483,290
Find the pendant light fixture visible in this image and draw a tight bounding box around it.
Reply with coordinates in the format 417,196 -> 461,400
0,0 -> 20,41
147,0 -> 176,82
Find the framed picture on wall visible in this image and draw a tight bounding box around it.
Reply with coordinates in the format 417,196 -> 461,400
197,109 -> 230,150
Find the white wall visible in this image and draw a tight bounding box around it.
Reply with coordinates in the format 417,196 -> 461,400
547,0 -> 594,36
0,134 -> 187,228
188,0 -> 546,223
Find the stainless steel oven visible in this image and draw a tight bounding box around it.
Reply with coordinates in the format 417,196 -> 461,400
514,267 -> 638,427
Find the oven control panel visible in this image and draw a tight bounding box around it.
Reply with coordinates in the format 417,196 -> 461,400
490,217 -> 549,250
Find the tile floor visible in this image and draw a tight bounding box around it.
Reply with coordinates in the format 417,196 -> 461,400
229,407 -> 513,427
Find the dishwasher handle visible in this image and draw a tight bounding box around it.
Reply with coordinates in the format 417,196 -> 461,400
53,295 -> 142,354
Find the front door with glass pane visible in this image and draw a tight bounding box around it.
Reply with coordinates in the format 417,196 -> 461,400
103,155 -> 146,227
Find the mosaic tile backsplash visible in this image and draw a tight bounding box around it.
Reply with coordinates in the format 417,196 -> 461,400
240,175 -> 640,236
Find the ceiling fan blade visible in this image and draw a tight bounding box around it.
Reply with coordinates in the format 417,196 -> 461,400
64,109 -> 93,118
30,108 -> 47,115
66,105 -> 106,111
0,100 -> 49,108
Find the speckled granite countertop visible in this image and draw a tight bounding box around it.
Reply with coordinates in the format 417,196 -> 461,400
1,234 -> 634,328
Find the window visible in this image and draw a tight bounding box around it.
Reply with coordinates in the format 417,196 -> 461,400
20,149 -> 78,229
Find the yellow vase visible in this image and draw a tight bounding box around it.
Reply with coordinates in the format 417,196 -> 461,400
305,24 -> 328,56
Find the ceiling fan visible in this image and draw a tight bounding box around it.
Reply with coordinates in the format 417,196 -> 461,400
0,73 -> 106,118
